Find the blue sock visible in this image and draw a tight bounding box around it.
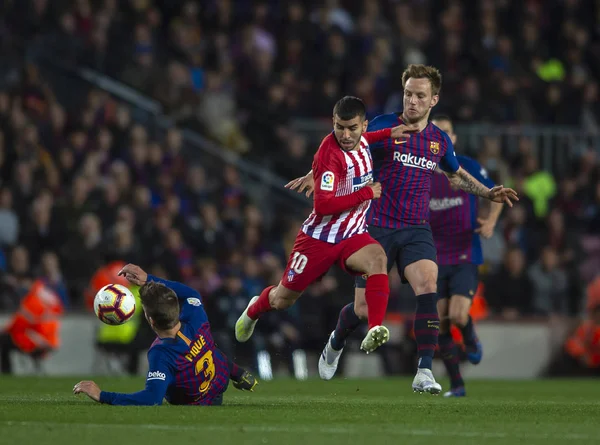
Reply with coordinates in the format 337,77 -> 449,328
438,332 -> 464,389
414,293 -> 439,370
460,316 -> 477,347
331,303 -> 362,351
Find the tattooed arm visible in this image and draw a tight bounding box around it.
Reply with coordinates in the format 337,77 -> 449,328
443,167 -> 519,206
444,167 -> 492,198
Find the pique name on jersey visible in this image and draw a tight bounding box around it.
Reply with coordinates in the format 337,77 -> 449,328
184,334 -> 208,362
430,196 -> 464,211
393,152 -> 437,171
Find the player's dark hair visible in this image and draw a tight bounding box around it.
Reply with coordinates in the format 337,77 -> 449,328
333,96 -> 366,121
139,281 -> 180,330
431,114 -> 452,124
402,64 -> 442,96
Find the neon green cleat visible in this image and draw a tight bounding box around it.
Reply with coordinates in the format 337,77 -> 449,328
235,296 -> 259,342
360,325 -> 390,354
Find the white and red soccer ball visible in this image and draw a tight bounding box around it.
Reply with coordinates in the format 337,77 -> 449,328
93,284 -> 136,325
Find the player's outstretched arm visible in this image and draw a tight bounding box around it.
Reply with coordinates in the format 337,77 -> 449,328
75,350 -> 172,406
363,125 -> 412,144
118,263 -> 202,301
146,275 -> 202,300
73,379 -> 167,406
444,167 -> 519,207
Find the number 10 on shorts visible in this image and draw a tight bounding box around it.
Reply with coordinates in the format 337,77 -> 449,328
290,252 -> 308,274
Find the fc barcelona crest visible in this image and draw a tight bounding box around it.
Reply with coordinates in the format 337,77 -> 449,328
430,141 -> 440,154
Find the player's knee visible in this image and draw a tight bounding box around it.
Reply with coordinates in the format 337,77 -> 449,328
449,310 -> 469,327
449,298 -> 470,326
365,250 -> 387,275
414,279 -> 437,296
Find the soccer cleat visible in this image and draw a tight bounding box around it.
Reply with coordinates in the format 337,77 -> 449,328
360,325 -> 390,354
232,370 -> 258,392
443,387 -> 466,397
412,368 -> 442,394
466,340 -> 483,365
235,296 -> 259,342
318,332 -> 344,380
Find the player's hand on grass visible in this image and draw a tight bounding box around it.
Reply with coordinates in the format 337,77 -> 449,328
285,171 -> 315,198
390,124 -> 413,139
73,380 -> 101,402
475,217 -> 496,239
118,263 -> 148,286
487,185 -> 518,207
367,181 -> 382,199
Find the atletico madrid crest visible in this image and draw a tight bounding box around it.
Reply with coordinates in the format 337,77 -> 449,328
430,141 -> 440,154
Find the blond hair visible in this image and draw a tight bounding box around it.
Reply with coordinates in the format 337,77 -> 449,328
402,64 -> 442,96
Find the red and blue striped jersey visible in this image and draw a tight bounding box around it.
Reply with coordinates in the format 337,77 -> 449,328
366,113 -> 460,228
430,156 -> 495,265
99,275 -> 228,406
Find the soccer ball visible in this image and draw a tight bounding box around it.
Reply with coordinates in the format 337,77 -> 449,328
94,284 -> 136,325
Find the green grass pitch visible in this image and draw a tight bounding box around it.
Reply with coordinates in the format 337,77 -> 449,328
1,377 -> 599,445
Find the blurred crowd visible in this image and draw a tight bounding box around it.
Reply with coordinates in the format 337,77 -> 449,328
0,0 -> 599,348
0,65 -> 346,359
3,0 -> 598,175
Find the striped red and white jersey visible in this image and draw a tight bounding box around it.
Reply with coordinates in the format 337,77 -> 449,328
301,132 -> 377,244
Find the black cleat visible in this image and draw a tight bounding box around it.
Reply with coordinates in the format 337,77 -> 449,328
232,370 -> 258,392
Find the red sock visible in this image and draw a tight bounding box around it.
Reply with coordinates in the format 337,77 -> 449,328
247,285 -> 275,320
365,274 -> 389,329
